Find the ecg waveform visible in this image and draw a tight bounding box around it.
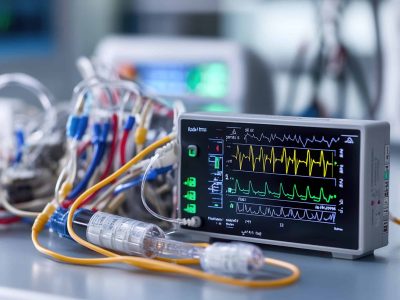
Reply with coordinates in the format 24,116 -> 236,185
244,132 -> 340,148
236,202 -> 336,224
227,179 -> 336,203
232,145 -> 335,177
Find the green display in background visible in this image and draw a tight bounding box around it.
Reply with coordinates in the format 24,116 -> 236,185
0,12 -> 11,32
187,63 -> 228,99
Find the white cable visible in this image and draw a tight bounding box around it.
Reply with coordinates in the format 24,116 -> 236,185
0,193 -> 39,218
0,73 -> 54,112
0,73 -> 57,166
140,152 -> 201,228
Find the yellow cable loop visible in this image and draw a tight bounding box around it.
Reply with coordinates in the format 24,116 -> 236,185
391,215 -> 400,225
32,134 -> 300,288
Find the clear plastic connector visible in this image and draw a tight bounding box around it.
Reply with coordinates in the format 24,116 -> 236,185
85,211 -> 203,259
86,212 -> 165,258
200,242 -> 265,276
147,237 -> 203,259
84,213 -> 266,278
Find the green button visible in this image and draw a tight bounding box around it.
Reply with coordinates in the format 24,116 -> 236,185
184,190 -> 196,201
183,203 -> 196,214
184,177 -> 197,187
188,145 -> 198,157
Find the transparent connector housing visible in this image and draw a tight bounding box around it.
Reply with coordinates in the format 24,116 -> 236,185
84,213 -> 265,276
147,237 -> 204,259
86,212 -> 165,258
85,212 -> 203,259
200,242 -> 265,276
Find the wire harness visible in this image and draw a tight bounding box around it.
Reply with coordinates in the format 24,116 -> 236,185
32,135 -> 301,288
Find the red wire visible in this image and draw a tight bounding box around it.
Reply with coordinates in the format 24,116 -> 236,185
100,114 -> 118,180
0,216 -> 21,225
77,140 -> 91,157
120,129 -> 130,166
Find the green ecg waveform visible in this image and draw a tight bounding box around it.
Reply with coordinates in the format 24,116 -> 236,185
232,145 -> 335,177
227,179 -> 336,203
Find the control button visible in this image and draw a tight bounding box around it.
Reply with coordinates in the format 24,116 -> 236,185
184,190 -> 196,201
187,145 -> 198,157
383,197 -> 389,206
384,165 -> 390,180
383,221 -> 388,233
184,177 -> 197,187
183,203 -> 196,214
383,207 -> 389,217
385,145 -> 390,164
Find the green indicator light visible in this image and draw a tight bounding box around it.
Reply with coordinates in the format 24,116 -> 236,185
184,190 -> 196,201
183,203 -> 196,214
187,145 -> 198,157
184,177 -> 196,187
334,161 -> 337,166
384,170 -> 390,180
201,103 -> 232,113
214,157 -> 220,169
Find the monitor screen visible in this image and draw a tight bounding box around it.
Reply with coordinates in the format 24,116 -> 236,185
118,62 -> 229,99
180,119 -> 360,250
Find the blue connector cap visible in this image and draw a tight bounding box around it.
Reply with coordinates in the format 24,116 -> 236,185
48,207 -> 93,240
76,115 -> 89,140
67,115 -> 80,138
48,207 -> 72,239
124,116 -> 136,131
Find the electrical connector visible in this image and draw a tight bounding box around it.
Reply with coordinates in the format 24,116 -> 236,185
200,242 -> 265,276
86,211 -> 165,257
152,140 -> 178,169
76,115 -> 89,140
124,115 -> 135,131
135,126 -> 148,147
66,116 -> 80,138
32,203 -> 56,233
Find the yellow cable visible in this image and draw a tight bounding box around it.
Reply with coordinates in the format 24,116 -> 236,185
390,213 -> 400,225
32,134 -> 300,288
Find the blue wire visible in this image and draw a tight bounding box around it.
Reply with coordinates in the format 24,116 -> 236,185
13,130 -> 25,164
67,121 -> 110,200
113,166 -> 173,195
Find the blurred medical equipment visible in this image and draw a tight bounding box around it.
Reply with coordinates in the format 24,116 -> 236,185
94,36 -> 274,114
283,0 -> 382,119
0,73 -> 67,222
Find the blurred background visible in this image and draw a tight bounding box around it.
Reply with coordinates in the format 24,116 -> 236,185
1,0 -> 400,139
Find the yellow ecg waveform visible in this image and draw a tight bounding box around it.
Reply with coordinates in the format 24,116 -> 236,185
232,145 -> 334,177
